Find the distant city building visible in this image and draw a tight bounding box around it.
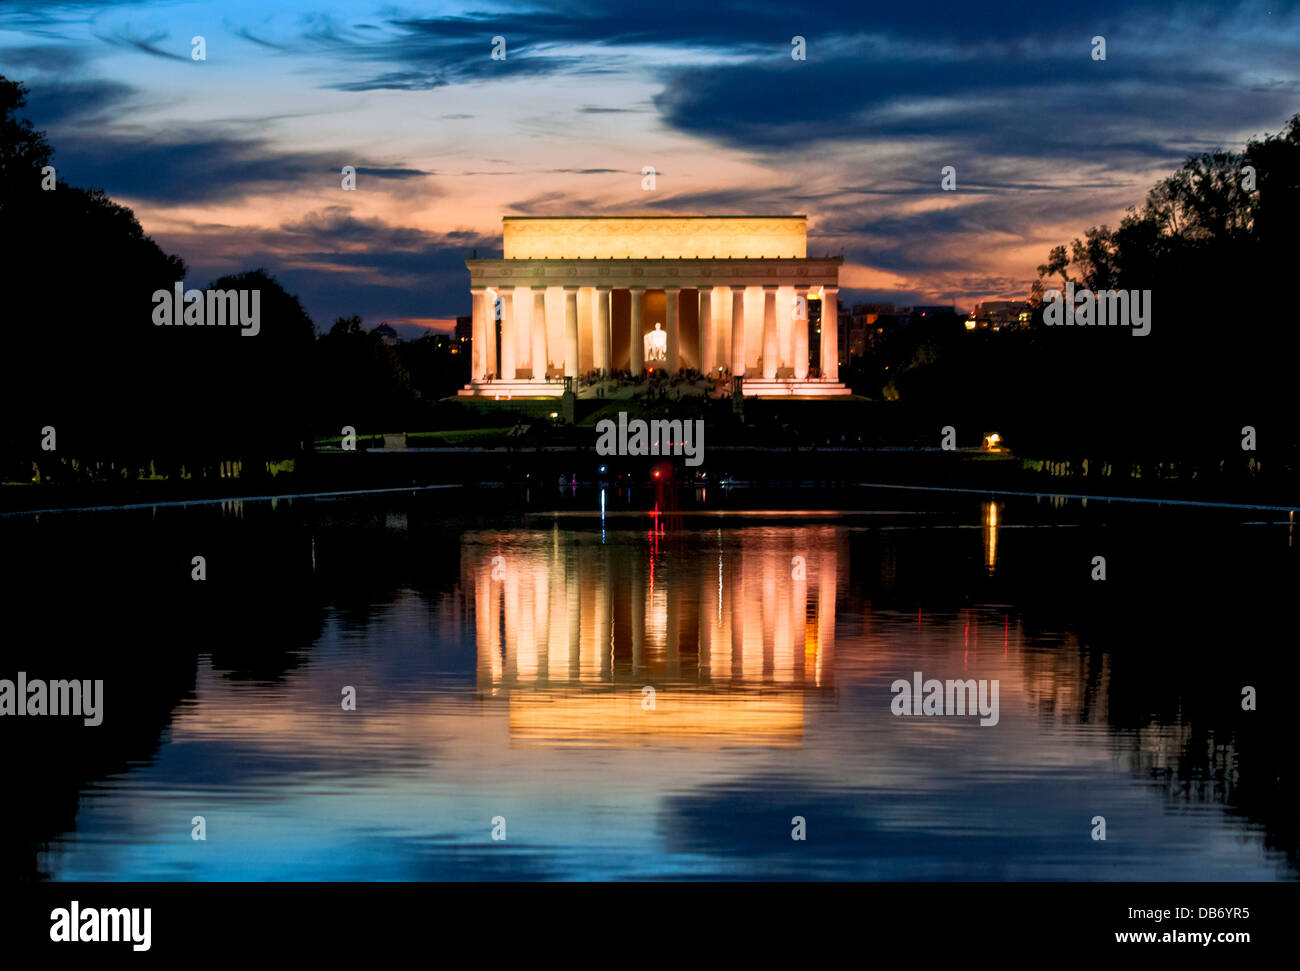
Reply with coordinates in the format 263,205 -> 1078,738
455,314 -> 472,342
839,303 -> 915,362
965,300 -> 1031,331
374,321 -> 401,345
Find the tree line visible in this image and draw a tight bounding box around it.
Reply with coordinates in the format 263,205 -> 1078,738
0,76 -> 466,485
855,112 -> 1300,468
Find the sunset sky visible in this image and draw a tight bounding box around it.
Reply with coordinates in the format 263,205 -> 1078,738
3,0 -> 1297,333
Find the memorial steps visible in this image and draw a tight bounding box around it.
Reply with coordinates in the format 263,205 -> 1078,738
739,379 -> 852,398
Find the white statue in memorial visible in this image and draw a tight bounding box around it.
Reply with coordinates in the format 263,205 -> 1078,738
644,322 -> 667,362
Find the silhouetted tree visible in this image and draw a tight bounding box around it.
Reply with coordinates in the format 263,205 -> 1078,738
1,75 -> 316,482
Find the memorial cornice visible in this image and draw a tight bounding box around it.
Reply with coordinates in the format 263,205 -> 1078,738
466,257 -> 843,289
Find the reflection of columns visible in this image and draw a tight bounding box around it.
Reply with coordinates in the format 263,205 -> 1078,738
698,287 -> 714,375
499,291 -> 515,379
730,549 -> 745,680
595,548 -> 611,679
593,286 -> 611,373
711,551 -> 733,682
700,560 -> 716,679
793,287 -> 810,380
503,559 -> 520,680
791,541 -> 807,681
516,561 -> 537,680
563,286 -> 579,378
470,287 -> 488,380
664,287 -> 680,374
666,587 -> 680,678
776,555 -> 793,682
629,288 -> 645,376
761,285 -> 778,379
566,545 -> 582,679
475,559 -> 498,685
531,288 -> 548,380
817,547 -> 837,687
761,547 -> 776,679
732,288 -> 746,376
822,286 -> 839,381
547,536 -> 567,681
631,550 -> 645,675
532,561 -> 549,679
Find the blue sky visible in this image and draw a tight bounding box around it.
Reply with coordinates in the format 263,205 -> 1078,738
3,0 -> 1298,331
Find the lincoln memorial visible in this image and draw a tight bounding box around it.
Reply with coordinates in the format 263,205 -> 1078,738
459,215 -> 849,398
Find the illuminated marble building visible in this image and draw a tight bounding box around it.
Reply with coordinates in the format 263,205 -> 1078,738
459,216 -> 849,398
467,527 -> 842,746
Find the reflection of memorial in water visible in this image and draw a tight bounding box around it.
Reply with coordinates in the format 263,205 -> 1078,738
468,527 -> 842,746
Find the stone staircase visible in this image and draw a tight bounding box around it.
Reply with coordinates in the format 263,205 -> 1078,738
737,378 -> 852,398
458,380 -> 566,398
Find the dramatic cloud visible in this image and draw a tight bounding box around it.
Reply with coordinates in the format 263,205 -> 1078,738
45,128 -> 434,204
2,0 -> 1297,318
153,208 -> 496,329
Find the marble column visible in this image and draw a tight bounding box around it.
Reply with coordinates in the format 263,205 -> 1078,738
563,286 -> 580,378
719,287 -> 734,375
793,287 -> 810,380
499,290 -> 515,379
593,286 -> 611,374
515,288 -> 530,376
822,286 -> 839,381
698,287 -> 714,375
470,286 -> 488,381
665,286 -> 680,374
629,287 -> 645,376
486,289 -> 499,378
531,288 -> 548,381
731,288 -> 746,377
761,285 -> 778,380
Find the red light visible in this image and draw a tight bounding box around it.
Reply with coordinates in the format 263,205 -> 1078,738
653,470 -> 661,478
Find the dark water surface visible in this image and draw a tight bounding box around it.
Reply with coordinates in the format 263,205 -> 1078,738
3,487 -> 1296,880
